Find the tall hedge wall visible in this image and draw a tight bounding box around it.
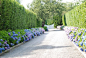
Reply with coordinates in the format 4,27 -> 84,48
36,17 -> 42,27
0,0 -> 42,30
62,15 -> 67,26
53,15 -> 62,28
63,2 -> 86,28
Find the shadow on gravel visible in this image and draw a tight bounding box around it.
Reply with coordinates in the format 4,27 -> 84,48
18,45 -> 72,56
25,45 -> 72,52
15,45 -> 72,56
32,45 -> 72,49
49,29 -> 64,32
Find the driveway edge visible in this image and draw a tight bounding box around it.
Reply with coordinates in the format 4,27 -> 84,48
72,41 -> 86,58
0,36 -> 37,56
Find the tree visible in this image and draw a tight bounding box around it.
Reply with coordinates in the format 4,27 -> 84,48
15,0 -> 21,4
28,0 -> 65,26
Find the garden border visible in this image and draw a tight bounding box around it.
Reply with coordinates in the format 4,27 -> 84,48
0,36 -> 37,56
65,30 -> 86,58
72,41 -> 86,58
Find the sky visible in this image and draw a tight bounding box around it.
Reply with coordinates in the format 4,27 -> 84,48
62,0 -> 75,2
21,0 -> 33,9
20,0 -> 75,9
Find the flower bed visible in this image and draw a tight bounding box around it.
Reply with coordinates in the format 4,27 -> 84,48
64,26 -> 86,52
0,28 -> 45,53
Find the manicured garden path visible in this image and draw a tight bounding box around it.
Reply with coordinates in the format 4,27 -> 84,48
0,29 -> 84,58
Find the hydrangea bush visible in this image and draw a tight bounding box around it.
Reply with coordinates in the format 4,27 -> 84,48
64,26 -> 86,52
0,28 -> 45,53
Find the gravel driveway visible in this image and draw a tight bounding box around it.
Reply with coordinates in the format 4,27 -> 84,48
0,29 -> 85,58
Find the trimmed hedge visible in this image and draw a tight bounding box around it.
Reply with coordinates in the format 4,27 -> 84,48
0,0 -> 42,30
63,2 -> 86,28
36,17 -> 42,27
62,15 -> 67,26
53,15 -> 62,28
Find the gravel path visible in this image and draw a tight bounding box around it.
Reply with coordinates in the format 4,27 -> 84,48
0,29 -> 85,58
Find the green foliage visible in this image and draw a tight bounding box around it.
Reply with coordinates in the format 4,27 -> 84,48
60,26 -> 64,30
15,0 -> 20,4
53,15 -> 62,28
29,0 -> 65,26
46,19 -> 53,25
36,17 -> 42,27
43,26 -> 48,31
0,30 -> 10,40
62,15 -> 67,26
63,2 -> 86,28
0,0 -> 42,30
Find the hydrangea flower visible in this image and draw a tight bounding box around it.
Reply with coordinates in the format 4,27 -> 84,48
6,44 -> 9,47
0,39 -> 3,42
0,43 -> 2,46
13,31 -> 15,34
4,42 -> 7,44
16,41 -> 19,44
8,33 -> 11,36
18,32 -> 20,34
5,47 -> 8,50
80,48 -> 83,51
84,41 -> 86,46
80,42 -> 83,46
84,49 -> 86,52
0,48 -> 5,53
15,37 -> 18,40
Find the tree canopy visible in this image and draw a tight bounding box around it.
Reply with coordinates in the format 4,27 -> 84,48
27,0 -> 86,26
27,0 -> 65,26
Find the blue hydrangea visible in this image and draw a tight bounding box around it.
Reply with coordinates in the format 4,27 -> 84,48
0,39 -> 3,42
84,49 -> 86,52
84,41 -> 86,46
13,31 -> 15,34
12,34 -> 18,37
0,43 -> 2,46
11,36 -> 14,38
15,37 -> 18,40
80,42 -> 83,46
80,48 -> 83,51
6,44 -> 9,47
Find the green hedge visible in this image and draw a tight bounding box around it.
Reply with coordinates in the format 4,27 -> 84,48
36,17 -> 42,27
0,0 -> 42,30
53,15 -> 62,28
63,2 -> 86,28
46,19 -> 53,25
62,15 -> 67,26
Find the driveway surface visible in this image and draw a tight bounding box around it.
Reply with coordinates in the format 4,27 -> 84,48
0,29 -> 85,58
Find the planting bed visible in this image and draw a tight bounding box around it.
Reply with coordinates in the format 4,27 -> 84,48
64,26 -> 86,53
0,28 -> 45,54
